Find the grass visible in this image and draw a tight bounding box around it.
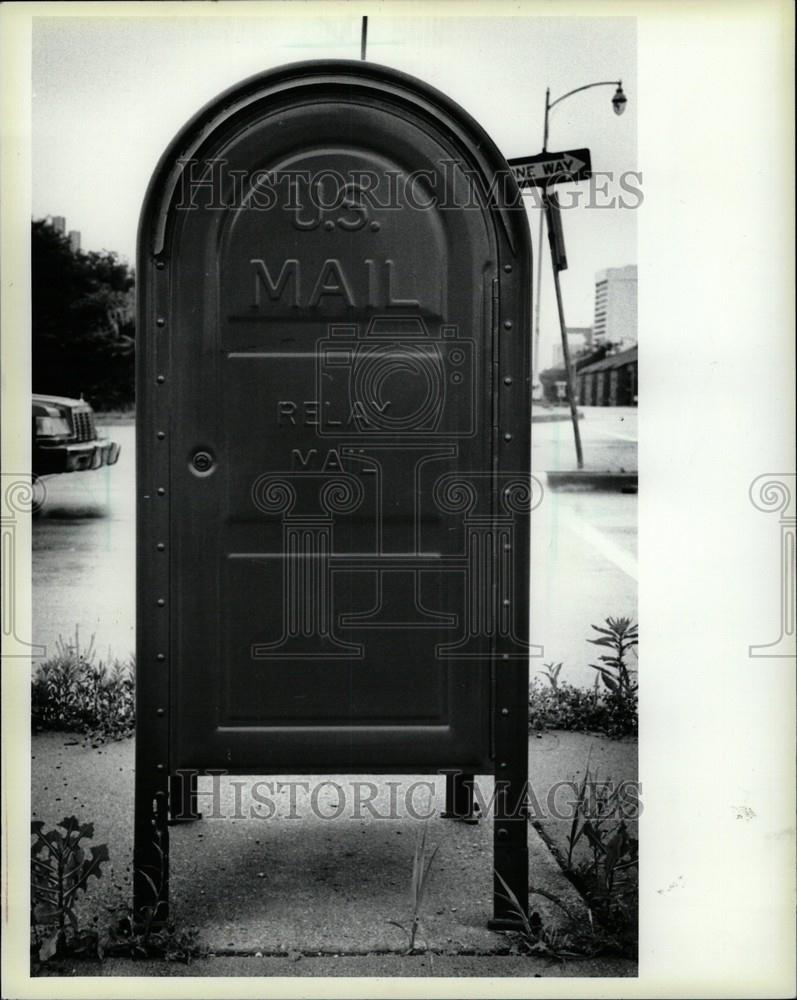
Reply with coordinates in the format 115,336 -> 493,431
387,821 -> 440,955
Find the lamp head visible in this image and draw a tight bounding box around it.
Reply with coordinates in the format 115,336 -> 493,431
612,83 -> 627,116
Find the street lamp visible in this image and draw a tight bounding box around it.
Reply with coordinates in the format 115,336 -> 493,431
532,79 -> 629,403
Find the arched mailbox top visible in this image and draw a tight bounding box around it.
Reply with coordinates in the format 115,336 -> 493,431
138,59 -> 528,262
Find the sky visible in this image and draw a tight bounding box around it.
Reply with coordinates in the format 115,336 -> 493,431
32,11 -> 636,367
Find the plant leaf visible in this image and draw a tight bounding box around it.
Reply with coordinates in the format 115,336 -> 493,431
39,930 -> 62,962
32,903 -> 62,924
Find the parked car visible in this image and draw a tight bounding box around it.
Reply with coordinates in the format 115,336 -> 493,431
32,393 -> 120,476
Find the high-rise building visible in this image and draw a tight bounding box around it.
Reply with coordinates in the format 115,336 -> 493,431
50,215 -> 66,234
593,265 -> 637,349
68,230 -> 81,253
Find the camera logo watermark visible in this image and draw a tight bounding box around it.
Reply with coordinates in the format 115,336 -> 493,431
228,312 -> 545,664
748,474 -> 796,658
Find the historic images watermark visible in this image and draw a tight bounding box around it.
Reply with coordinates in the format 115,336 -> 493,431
748,474 -> 796,658
1,475 -> 47,660
169,771 -> 642,823
173,157 -> 644,217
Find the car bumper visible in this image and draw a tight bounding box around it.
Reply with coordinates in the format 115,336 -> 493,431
34,439 -> 121,475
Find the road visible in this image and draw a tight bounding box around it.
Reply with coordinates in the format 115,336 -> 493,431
32,408 -> 636,688
531,407 -> 637,685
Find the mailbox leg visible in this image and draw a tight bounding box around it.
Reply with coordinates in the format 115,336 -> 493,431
442,771 -> 480,823
133,778 -> 170,926
169,770 -> 202,824
488,661 -> 529,930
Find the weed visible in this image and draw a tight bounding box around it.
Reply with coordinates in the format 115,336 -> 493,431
30,817 -> 109,962
495,872 -> 581,962
102,905 -> 203,963
100,822 -> 202,963
388,822 -> 440,954
538,662 -> 563,692
31,629 -> 134,743
31,818 -> 203,968
528,618 -> 638,738
588,617 -> 638,737
564,757 -> 639,954
496,868 -> 637,962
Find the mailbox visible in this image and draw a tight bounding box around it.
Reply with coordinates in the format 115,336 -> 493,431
135,60 -> 532,927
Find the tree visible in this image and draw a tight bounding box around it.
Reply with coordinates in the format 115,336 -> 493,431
31,219 -> 135,410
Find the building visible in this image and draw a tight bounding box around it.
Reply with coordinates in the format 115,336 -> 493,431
46,216 -> 81,252
551,326 -> 592,368
593,265 -> 637,349
576,344 -> 638,406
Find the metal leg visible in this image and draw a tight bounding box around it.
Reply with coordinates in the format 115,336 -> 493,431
488,660 -> 529,930
169,769 -> 202,824
441,771 -> 480,823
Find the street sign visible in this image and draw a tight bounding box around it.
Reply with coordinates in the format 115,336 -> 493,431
507,148 -> 591,189
136,59 -> 533,931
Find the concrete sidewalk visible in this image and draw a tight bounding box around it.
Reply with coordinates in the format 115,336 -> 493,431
31,733 -> 636,976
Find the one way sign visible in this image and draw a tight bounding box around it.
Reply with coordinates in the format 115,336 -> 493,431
507,148 -> 592,189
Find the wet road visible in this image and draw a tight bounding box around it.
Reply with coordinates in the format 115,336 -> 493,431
532,407 -> 637,684
32,408 -> 636,687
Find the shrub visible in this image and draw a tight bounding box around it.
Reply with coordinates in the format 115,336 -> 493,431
32,632 -> 134,743
529,618 -> 638,738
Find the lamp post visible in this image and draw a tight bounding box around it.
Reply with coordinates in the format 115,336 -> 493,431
531,81 -> 627,402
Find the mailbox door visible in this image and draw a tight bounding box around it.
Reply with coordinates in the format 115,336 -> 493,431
138,63 -> 531,774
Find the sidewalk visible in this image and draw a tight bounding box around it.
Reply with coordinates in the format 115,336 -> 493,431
31,732 -> 637,977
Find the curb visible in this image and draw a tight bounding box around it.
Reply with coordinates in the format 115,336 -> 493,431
531,410 -> 583,424
545,470 -> 637,492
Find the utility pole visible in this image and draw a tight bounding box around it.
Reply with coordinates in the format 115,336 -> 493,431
532,78 -> 627,466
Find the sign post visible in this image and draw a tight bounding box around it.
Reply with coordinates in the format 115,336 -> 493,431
545,192 -> 584,469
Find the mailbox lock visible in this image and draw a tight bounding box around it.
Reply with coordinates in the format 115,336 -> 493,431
191,450 -> 215,474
